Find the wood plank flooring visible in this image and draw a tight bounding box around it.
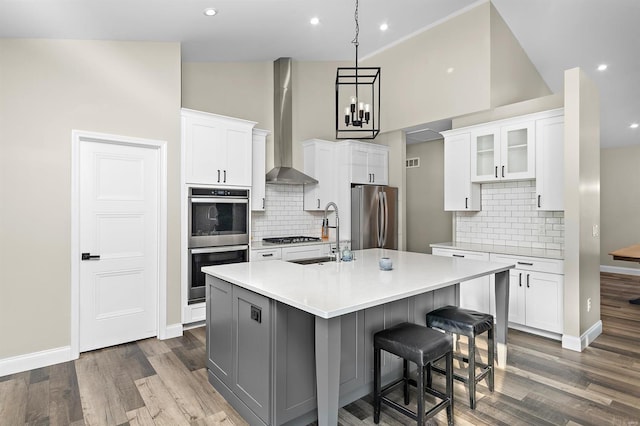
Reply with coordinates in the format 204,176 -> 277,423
1,272 -> 639,425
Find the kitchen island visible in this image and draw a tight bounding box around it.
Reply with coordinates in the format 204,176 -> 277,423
203,248 -> 513,425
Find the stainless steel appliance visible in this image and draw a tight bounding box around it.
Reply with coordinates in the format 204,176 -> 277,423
188,188 -> 249,248
188,188 -> 249,304
351,185 -> 398,250
188,245 -> 248,304
262,236 -> 321,244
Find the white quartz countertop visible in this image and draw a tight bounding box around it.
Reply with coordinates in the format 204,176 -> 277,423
430,242 -> 564,260
202,248 -> 514,319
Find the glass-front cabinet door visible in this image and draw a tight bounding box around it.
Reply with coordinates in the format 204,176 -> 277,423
501,121 -> 535,180
470,127 -> 500,182
470,120 -> 535,182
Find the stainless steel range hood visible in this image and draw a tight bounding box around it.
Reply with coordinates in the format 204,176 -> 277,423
266,58 -> 318,185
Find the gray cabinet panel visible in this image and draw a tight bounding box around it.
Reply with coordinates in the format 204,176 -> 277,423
339,311 -> 365,394
412,292 -> 435,326
206,276 -> 233,387
233,286 -> 271,424
433,285 -> 458,309
274,302 -> 317,424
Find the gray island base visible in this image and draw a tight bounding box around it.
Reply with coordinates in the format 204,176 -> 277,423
203,248 -> 513,425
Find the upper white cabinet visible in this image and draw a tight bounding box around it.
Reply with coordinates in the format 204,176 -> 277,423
443,132 -> 480,211
303,139 -> 337,211
251,129 -> 270,211
535,114 -> 564,211
341,140 -> 389,185
182,108 -> 256,186
471,119 -> 535,182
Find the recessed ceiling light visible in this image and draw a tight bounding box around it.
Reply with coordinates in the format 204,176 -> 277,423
310,17 -> 320,25
630,123 -> 639,129
597,64 -> 608,71
447,67 -> 454,74
203,8 -> 217,16
379,23 -> 389,31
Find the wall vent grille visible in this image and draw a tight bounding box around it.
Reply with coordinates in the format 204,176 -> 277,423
406,157 -> 420,168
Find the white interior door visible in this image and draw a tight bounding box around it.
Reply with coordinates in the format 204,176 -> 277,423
79,140 -> 159,352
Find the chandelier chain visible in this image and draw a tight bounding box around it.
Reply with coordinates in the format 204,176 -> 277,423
351,0 -> 359,47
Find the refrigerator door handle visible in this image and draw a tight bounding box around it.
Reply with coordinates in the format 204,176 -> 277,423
381,191 -> 389,247
377,192 -> 384,247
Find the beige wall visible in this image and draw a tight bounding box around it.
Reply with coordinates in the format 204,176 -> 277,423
600,146 -> 640,269
363,3 -> 492,132
0,39 -> 182,359
563,67 -> 601,338
406,140 -> 452,253
489,3 -> 551,107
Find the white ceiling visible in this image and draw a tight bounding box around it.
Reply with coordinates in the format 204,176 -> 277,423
1,0 -> 638,148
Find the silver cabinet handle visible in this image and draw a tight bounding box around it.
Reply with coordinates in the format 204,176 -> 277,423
502,165 -> 505,178
317,198 -> 320,209
538,195 -> 541,208
262,197 -> 265,209
223,170 -> 227,183
465,197 -> 468,209
526,274 -> 530,288
262,253 -> 274,257
495,166 -> 498,178
518,273 -> 522,287
217,169 -> 221,182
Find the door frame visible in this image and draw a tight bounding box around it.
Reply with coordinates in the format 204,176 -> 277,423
70,130 -> 168,359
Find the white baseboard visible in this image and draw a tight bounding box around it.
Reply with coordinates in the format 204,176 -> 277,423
600,265 -> 640,276
0,346 -> 73,377
562,320 -> 602,352
158,323 -> 183,340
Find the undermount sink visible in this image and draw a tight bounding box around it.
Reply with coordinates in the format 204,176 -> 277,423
287,256 -> 336,265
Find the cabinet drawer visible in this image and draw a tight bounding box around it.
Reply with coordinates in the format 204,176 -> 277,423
281,245 -> 325,261
251,248 -> 282,261
490,253 -> 563,275
432,247 -> 489,261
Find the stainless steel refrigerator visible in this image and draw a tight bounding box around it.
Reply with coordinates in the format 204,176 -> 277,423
351,185 -> 398,250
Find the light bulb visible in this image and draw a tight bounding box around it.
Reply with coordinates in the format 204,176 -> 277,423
365,104 -> 370,112
359,102 -> 364,111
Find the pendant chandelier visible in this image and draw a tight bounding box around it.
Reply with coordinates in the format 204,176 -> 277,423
335,0 -> 380,140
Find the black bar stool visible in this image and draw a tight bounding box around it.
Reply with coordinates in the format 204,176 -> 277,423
373,322 -> 454,425
426,305 -> 494,409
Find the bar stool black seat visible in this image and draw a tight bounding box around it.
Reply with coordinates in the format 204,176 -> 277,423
426,305 -> 494,409
373,322 -> 454,425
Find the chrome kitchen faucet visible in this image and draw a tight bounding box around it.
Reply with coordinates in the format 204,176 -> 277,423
323,202 -> 340,262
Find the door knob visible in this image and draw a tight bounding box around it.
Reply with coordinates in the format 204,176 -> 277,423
81,253 -> 101,260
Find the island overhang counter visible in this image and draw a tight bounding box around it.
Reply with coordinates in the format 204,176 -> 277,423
203,248 -> 513,426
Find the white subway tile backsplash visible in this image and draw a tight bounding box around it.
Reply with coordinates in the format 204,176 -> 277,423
455,180 -> 564,251
251,185 -> 324,240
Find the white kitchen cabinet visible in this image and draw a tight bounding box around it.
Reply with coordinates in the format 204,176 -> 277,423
535,114 -> 564,211
251,129 -> 269,211
182,108 -> 256,186
470,119 -> 535,182
432,248 -> 491,314
443,132 -> 481,211
281,244 -> 329,261
490,253 -> 563,334
251,247 -> 282,262
342,140 -> 389,185
303,139 -> 337,211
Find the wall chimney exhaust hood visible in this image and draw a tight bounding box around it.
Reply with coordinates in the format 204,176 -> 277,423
266,58 -> 318,185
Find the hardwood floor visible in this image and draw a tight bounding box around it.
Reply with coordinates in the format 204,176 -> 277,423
1,272 -> 639,425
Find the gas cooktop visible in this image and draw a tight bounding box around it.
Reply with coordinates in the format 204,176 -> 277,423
262,236 -> 322,245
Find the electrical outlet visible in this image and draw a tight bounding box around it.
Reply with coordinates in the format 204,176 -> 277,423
587,297 -> 592,312
592,224 -> 600,238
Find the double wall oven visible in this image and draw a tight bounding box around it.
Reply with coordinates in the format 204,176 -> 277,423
188,187 -> 249,304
